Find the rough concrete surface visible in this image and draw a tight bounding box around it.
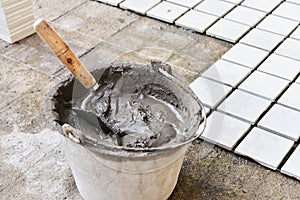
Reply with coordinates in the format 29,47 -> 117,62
0,1 -> 299,199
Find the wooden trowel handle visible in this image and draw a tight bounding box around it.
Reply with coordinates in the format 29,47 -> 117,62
33,19 -> 97,89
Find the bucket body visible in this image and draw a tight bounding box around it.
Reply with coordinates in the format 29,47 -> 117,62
45,63 -> 206,200
64,138 -> 189,200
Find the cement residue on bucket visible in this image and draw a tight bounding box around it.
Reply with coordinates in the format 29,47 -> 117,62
46,62 -> 204,151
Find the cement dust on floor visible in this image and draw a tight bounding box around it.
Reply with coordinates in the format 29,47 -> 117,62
170,140 -> 300,200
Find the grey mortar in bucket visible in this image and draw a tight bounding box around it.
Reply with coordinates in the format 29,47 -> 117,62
45,62 -> 205,200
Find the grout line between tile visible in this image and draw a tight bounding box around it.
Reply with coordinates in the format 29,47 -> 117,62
235,71 -> 300,166
231,125 -> 254,151
0,54 -> 61,81
257,124 -> 298,141
213,51 -> 271,111
229,0 -> 294,43
201,0 -> 247,35
216,109 -> 253,124
272,13 -> 300,23
278,142 -> 299,170
274,51 -> 300,62
277,102 -> 300,112
230,74 -> 300,153
214,23 -> 300,152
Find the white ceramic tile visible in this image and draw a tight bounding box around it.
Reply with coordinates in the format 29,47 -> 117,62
175,10 -> 218,33
206,19 -> 250,43
281,145 -> 300,180
120,0 -> 161,14
258,104 -> 300,141
273,1 -> 300,21
97,0 -> 124,6
242,0 -> 283,13
201,111 -> 250,150
147,1 -> 189,23
189,77 -> 232,108
194,0 -> 235,17
235,127 -> 294,170
167,0 -> 203,8
218,90 -> 270,123
258,54 -> 300,81
202,59 -> 251,87
278,83 -> 300,110
275,38 -> 300,61
224,6 -> 266,27
240,28 -> 284,51
222,43 -> 269,68
290,26 -> 300,40
238,71 -> 289,100
256,15 -> 298,36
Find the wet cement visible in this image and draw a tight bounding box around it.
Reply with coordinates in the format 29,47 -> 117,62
59,62 -> 202,149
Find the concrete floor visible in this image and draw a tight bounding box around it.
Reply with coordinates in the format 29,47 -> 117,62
0,0 -> 299,199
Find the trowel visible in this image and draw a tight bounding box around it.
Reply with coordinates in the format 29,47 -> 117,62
33,19 -> 119,142
33,18 -> 99,93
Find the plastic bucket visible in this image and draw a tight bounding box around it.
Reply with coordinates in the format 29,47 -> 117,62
45,62 -> 206,200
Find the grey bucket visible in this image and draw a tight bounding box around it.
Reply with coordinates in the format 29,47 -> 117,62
45,62 -> 206,200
